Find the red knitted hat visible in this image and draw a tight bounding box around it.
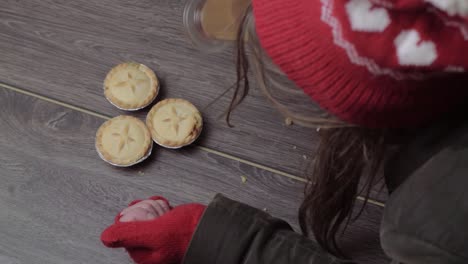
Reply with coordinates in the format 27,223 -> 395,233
252,0 -> 468,128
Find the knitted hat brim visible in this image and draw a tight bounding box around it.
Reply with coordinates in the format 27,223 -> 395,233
253,0 -> 468,128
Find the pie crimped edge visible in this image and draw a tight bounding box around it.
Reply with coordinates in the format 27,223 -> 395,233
96,115 -> 152,166
104,62 -> 159,110
146,98 -> 203,148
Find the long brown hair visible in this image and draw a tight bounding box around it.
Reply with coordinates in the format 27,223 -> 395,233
227,4 -> 386,259
299,128 -> 385,258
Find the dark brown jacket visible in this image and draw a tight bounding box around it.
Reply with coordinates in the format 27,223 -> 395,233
184,118 -> 468,264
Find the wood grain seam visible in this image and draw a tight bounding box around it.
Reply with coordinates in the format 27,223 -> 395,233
0,82 -> 385,208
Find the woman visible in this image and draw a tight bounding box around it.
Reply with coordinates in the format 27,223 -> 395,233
101,0 -> 468,263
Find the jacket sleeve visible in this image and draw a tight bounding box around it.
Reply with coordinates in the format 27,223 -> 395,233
182,194 -> 342,264
381,119 -> 468,264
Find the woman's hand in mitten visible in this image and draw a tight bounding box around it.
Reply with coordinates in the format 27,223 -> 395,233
119,197 -> 171,222
101,196 -> 206,264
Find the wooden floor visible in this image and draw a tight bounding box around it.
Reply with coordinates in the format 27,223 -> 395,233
0,1 -> 388,263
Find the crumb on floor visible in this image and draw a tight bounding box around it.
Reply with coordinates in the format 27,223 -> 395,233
241,175 -> 247,184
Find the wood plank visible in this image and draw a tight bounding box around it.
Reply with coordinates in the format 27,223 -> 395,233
0,2 -> 389,203
0,87 -> 389,263
0,0 -> 322,179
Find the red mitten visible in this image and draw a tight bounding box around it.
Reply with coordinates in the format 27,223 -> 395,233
101,197 -> 206,264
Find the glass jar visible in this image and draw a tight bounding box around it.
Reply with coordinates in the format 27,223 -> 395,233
183,0 -> 250,52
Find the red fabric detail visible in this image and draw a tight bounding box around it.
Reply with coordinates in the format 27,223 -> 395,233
252,0 -> 468,127
334,1 -> 468,70
102,197 -> 206,264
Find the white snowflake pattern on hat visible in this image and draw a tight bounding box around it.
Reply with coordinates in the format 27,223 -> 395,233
394,30 -> 438,66
426,0 -> 468,16
320,0 -> 468,78
345,0 -> 390,32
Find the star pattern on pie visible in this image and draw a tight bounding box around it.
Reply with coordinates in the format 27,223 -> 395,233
96,115 -> 152,166
162,106 -> 189,135
146,99 -> 203,148
104,62 -> 159,110
112,124 -> 136,154
114,73 -> 147,96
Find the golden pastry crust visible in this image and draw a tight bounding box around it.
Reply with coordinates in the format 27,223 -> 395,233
104,62 -> 159,110
96,116 -> 152,166
146,98 -> 203,148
